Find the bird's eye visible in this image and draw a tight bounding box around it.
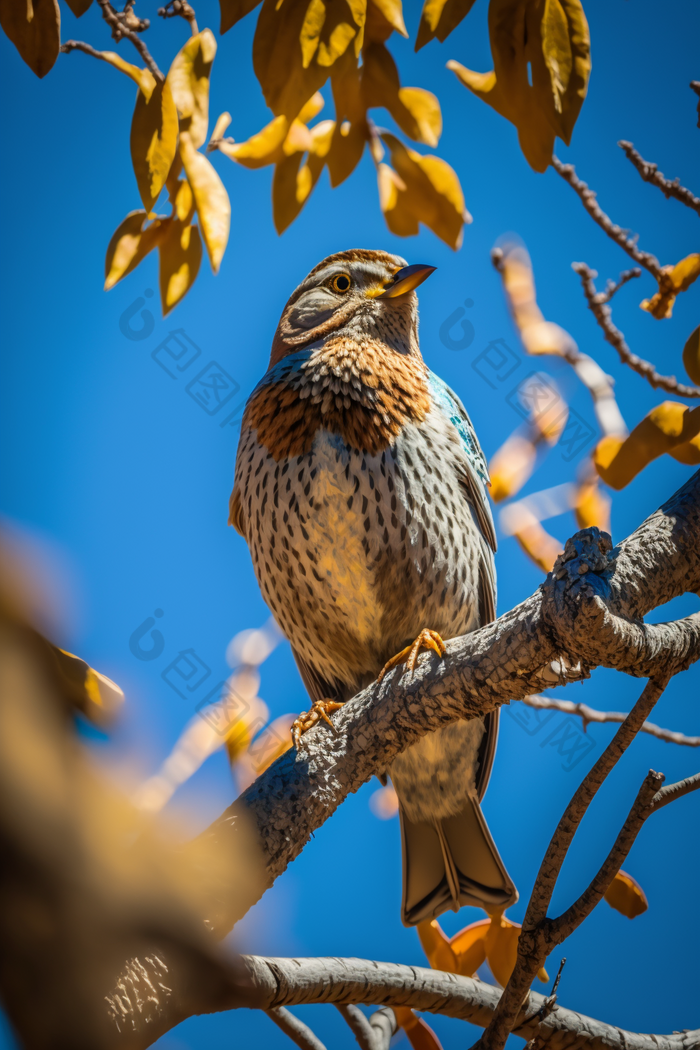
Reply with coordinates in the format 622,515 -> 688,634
329,273 -> 352,294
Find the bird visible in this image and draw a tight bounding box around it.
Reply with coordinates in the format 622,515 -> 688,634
229,249 -> 518,926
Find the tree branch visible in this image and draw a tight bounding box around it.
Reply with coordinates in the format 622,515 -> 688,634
521,693 -> 700,747
231,956 -> 700,1050
336,1004 -> 396,1050
267,1007 -> 327,1050
157,0 -> 199,34
95,0 -> 163,80
573,262 -> 700,398
652,769 -> 700,810
551,155 -> 666,282
618,141 -> 700,216
690,81 -> 700,128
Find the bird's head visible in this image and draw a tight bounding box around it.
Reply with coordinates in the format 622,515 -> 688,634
269,249 -> 436,366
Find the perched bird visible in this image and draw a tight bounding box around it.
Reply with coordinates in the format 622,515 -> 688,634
229,249 -> 517,925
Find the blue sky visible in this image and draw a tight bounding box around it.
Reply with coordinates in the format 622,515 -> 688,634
1,0 -> 699,1046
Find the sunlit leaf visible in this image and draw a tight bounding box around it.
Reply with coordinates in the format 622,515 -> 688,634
362,42 -> 442,146
272,120 -> 331,232
179,130 -> 231,273
210,110 -> 233,144
641,253 -> 700,320
378,162 -> 419,237
327,119 -> 366,185
682,323 -> 700,385
368,0 -> 407,37
220,0 -> 263,33
513,515 -> 562,573
417,919 -> 459,973
64,0 -> 92,14
167,28 -> 217,150
489,435 -> 537,503
158,219 -> 203,315
216,115 -> 290,168
574,472 -> 611,532
51,645 -> 124,726
449,918 -> 489,977
104,210 -> 169,290
604,870 -> 648,919
415,0 -> 476,50
130,78 -> 179,212
0,0 -> 60,78
393,1008 -> 444,1050
95,49 -> 155,96
380,133 -> 469,248
594,402 -> 700,489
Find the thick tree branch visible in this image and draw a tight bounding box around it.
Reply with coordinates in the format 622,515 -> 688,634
551,156 -> 666,282
573,262 -> 700,398
231,956 -> 700,1050
618,141 -> 700,215
521,693 -> 700,747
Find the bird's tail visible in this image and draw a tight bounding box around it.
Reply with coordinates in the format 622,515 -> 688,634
399,795 -> 518,927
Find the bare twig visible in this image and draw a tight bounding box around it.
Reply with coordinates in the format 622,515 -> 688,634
597,266 -> 641,303
521,693 -> 700,747
336,1005 -> 396,1050
95,0 -> 163,80
691,81 -> 700,128
618,141 -> 700,216
573,262 -> 700,398
267,1007 -> 327,1050
551,155 -> 666,282
158,0 -> 198,34
653,769 -> 700,810
60,39 -> 107,60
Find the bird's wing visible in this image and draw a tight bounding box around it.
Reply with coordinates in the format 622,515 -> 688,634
428,370 -> 499,801
427,371 -> 497,555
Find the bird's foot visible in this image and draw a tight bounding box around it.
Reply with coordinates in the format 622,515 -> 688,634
291,699 -> 345,749
377,628 -> 447,683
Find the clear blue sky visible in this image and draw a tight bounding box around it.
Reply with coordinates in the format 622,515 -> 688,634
1,1 -> 699,1046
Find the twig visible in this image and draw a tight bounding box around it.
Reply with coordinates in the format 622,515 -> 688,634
597,266 -> 641,304
551,155 -> 666,282
95,0 -> 163,80
653,769 -> 700,810
691,81 -> 700,128
573,262 -> 700,398
266,1007 -> 327,1050
618,141 -> 700,216
521,694 -> 700,747
158,0 -> 198,34
336,1005 -> 396,1050
60,39 -> 107,60
474,677 -> 671,1050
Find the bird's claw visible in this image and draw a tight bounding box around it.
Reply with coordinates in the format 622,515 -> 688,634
291,699 -> 345,749
377,628 -> 447,683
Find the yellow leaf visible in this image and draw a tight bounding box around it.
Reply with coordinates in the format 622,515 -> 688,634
172,178 -> 195,222
416,919 -> 459,973
167,29 -> 217,150
130,78 -> 179,212
604,870 -> 648,919
394,1010 -> 444,1050
449,918 -> 489,977
682,323 -> 700,385
220,0 -> 263,33
641,254 -> 700,320
368,0 -> 407,37
104,210 -> 168,291
216,115 -> 290,168
210,110 -> 233,143
327,119 -> 366,185
362,42 -> 442,146
158,219 -> 203,314
488,435 -> 537,503
179,130 -> 231,273
64,0 -> 91,13
0,0 -> 59,77
380,133 -> 469,248
415,0 -> 476,50
484,914 -> 520,988
377,162 -> 419,237
574,473 -> 611,532
514,518 -> 563,573
51,646 -> 124,725
398,87 -> 442,147
272,127 -> 327,233
594,402 -> 700,489
300,0 -> 326,67
97,50 -> 156,96
298,90 -> 326,124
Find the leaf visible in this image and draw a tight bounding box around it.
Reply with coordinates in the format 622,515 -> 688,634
179,130 -> 230,273
415,0 -> 477,51
130,78 -> 179,212
449,918 -> 489,977
378,162 -> 419,236
417,919 -> 459,973
682,323 -> 700,385
217,115 -> 290,168
210,110 -> 233,143
220,0 -> 263,33
513,514 -> 563,573
574,473 -> 611,532
484,915 -> 520,988
393,1009 -> 444,1050
327,119 -> 366,185
380,133 -> 469,248
64,0 -> 92,14
594,402 -> 700,489
158,219 -> 203,314
368,0 -> 407,37
104,210 -> 169,290
362,42 -> 442,146
254,0 -> 359,119
488,435 -> 537,503
167,29 -> 217,150
0,0 -> 60,78
641,254 -> 700,320
97,50 -> 155,96
604,870 -> 648,919
272,120 -> 331,232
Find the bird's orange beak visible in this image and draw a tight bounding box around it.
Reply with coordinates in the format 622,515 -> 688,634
377,263 -> 437,298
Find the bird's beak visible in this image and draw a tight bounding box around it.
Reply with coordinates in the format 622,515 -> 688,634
377,263 -> 437,299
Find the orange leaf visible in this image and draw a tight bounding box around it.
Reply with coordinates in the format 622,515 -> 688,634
416,919 -> 459,973
393,1008 -> 444,1050
449,918 -> 489,977
594,402 -> 700,489
604,870 -> 648,919
484,915 -> 520,988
